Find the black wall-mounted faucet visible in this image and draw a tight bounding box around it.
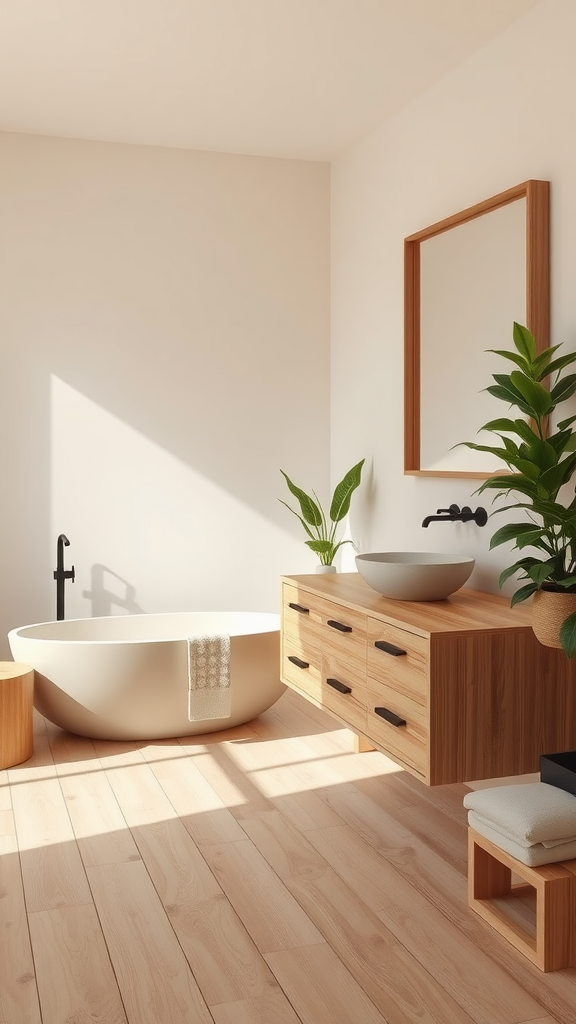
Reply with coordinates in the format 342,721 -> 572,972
422,503 -> 487,528
54,534 -> 75,620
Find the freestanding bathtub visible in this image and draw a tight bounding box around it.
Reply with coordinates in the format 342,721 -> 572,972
8,611 -> 285,741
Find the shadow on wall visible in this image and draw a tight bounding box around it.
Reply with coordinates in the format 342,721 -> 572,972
83,564 -> 145,617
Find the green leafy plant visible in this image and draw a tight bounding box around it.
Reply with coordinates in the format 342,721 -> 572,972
461,321 -> 576,656
279,459 -> 365,566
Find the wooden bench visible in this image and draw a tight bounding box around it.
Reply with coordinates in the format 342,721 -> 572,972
0,661 -> 34,769
468,827 -> 576,972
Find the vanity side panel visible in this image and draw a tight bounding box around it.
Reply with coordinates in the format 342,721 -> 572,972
527,632 -> 576,753
428,628 -> 576,786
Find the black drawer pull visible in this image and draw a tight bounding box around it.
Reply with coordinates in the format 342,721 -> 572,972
289,602 -> 309,614
374,706 -> 406,728
326,677 -> 352,695
327,619 -> 352,633
374,640 -> 407,657
288,655 -> 310,670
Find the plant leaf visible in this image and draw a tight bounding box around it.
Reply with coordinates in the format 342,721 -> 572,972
513,322 -> 536,362
476,474 -> 539,501
499,557 -> 543,586
489,522 -> 545,550
541,356 -> 573,380
509,371 -> 553,417
550,374 -> 576,406
479,417 -> 521,434
515,530 -> 549,550
545,428 -> 574,457
485,384 -> 533,417
514,458 -> 542,480
330,539 -> 353,557
458,441 -> 515,464
277,499 -> 316,540
527,563 -> 556,585
531,344 -> 562,378
557,414 -> 576,431
280,471 -> 323,528
485,349 -> 531,372
559,612 -> 576,658
512,417 -> 548,445
540,351 -> 576,380
305,539 -> 333,555
329,459 -> 365,523
540,452 -> 576,496
510,582 -> 539,605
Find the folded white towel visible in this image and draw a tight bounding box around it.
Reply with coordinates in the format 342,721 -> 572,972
468,811 -> 576,867
187,634 -> 231,722
463,782 -> 576,846
468,810 -> 576,851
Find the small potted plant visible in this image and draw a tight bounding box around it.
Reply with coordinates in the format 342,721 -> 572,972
462,321 -> 576,656
279,459 -> 365,572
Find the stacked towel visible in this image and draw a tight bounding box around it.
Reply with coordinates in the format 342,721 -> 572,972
464,782 -> 576,866
187,634 -> 231,722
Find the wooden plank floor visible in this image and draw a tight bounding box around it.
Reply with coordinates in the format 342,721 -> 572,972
2,687 -> 576,1024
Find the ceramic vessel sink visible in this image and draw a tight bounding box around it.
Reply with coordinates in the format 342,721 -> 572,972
355,551 -> 475,601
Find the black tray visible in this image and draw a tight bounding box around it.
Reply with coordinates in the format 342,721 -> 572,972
540,750 -> 576,798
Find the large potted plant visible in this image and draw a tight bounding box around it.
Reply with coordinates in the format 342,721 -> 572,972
279,459 -> 365,572
462,322 -> 576,656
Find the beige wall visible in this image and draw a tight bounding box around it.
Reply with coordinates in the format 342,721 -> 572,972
0,132 -> 330,652
331,0 -> 576,591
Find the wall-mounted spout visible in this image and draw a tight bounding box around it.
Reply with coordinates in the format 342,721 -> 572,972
422,503 -> 487,528
54,534 -> 75,620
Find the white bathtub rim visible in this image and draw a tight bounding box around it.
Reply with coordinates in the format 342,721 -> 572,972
9,609 -> 280,646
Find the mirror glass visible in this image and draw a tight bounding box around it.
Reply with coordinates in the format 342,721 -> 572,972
404,180 -> 550,477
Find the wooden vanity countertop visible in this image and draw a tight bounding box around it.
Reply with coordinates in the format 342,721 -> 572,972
281,573 -> 533,638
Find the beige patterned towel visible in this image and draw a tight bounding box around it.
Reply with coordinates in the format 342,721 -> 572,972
187,634 -> 231,722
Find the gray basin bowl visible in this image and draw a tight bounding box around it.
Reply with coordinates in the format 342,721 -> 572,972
355,551 -> 475,601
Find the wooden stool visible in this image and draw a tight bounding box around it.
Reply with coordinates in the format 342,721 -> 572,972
0,662 -> 34,769
468,827 -> 576,972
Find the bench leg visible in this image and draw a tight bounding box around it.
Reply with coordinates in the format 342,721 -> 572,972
468,828 -> 576,972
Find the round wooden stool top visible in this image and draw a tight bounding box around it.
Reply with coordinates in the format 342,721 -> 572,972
0,661 -> 34,769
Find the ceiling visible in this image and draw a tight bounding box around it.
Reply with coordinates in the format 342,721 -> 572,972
0,0 -> 542,161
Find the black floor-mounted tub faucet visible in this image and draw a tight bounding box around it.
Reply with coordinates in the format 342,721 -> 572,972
54,534 -> 75,620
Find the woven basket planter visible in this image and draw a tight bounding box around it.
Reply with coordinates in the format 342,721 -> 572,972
531,589 -> 576,649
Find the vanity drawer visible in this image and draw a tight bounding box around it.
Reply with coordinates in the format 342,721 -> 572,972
317,597 -> 367,662
365,681 -> 427,774
282,635 -> 322,703
282,583 -> 323,647
322,653 -> 367,735
367,617 -> 428,706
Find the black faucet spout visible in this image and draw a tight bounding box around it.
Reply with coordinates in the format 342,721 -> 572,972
422,514 -> 455,527
421,504 -> 487,528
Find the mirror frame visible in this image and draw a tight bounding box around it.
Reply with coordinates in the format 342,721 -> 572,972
404,179 -> 550,477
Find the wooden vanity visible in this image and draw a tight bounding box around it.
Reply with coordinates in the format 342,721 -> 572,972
280,573 -> 576,786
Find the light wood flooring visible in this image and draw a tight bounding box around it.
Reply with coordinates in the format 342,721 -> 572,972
1,686 -> 576,1024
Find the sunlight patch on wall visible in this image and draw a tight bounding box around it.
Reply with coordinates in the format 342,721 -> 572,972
50,376 -> 306,618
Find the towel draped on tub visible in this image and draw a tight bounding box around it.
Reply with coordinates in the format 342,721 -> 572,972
187,634 -> 231,722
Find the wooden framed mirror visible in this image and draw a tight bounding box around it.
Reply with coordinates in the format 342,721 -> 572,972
404,179 -> 550,477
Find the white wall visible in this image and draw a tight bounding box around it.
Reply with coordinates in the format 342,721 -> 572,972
0,132 -> 330,655
331,0 -> 576,591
